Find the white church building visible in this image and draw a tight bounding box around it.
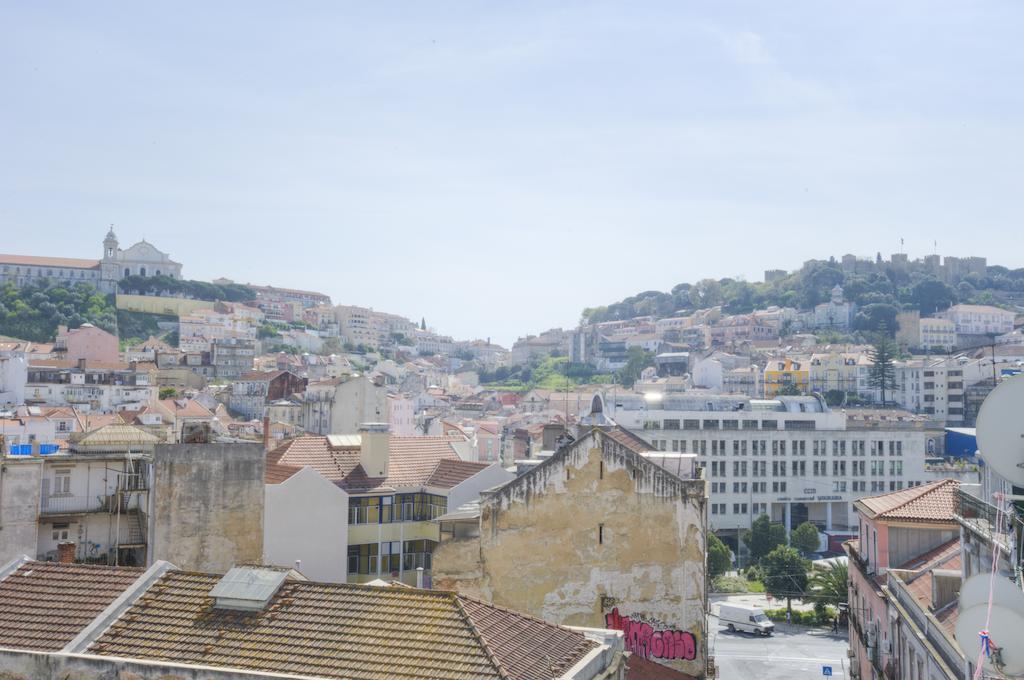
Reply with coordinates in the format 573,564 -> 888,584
0,228 -> 183,294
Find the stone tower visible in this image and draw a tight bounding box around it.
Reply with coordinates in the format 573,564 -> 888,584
100,227 -> 121,292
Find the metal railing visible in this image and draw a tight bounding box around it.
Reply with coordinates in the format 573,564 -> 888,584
40,495 -> 99,515
955,487 -> 1024,557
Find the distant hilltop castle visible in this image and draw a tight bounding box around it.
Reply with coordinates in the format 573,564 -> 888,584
765,251 -> 986,286
0,228 -> 183,294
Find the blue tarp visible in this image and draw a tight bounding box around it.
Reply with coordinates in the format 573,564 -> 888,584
945,428 -> 978,459
8,444 -> 60,455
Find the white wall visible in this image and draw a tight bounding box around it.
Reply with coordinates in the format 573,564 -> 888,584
447,463 -> 515,512
264,466 -> 349,583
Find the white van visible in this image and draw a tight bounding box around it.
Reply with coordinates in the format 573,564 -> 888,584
718,603 -> 775,636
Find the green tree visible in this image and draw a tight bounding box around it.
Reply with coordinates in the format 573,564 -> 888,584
852,303 -> 899,334
776,383 -> 803,396
790,521 -> 820,556
911,278 -> 956,315
823,390 -> 847,407
616,347 -> 654,388
158,387 -> 178,400
708,532 -> 732,579
808,559 -> 848,610
740,514 -> 787,564
867,329 -> 898,404
762,546 -> 810,618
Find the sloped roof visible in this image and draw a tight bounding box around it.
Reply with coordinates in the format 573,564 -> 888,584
72,424 -> 162,448
266,435 -> 487,493
897,538 -> 962,640
459,596 -> 599,680
88,572 -> 598,680
855,479 -> 960,523
0,560 -> 144,651
0,253 -> 100,269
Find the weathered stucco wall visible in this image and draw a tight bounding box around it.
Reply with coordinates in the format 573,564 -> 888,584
150,443 -> 264,573
0,460 -> 42,564
431,535 -> 483,594
435,429 -> 708,677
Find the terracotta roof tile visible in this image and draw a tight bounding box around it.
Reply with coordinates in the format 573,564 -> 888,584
899,538 -> 962,639
459,596 -> 598,679
855,479 -> 960,523
266,435 -> 484,492
87,573 -> 597,679
0,253 -> 101,269
0,560 -> 144,651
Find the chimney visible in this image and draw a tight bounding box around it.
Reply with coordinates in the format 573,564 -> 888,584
57,541 -> 76,564
416,566 -> 424,589
358,423 -> 390,478
263,415 -> 271,451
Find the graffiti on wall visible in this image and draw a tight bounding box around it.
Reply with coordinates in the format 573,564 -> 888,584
604,608 -> 697,661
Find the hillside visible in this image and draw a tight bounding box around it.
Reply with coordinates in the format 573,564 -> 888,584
0,282 -> 117,343
582,259 -> 1024,332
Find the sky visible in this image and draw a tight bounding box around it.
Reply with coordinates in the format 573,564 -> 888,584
2,2 -> 1022,347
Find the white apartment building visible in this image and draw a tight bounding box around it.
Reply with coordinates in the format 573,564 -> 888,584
25,360 -> 155,412
893,357 -> 987,425
0,341 -> 28,406
596,394 -> 957,542
937,304 -> 1015,336
919,317 -> 957,351
0,424 -> 157,566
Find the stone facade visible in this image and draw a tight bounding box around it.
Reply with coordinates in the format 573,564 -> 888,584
433,427 -> 708,678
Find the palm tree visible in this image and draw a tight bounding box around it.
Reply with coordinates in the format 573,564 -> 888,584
809,559 -> 848,610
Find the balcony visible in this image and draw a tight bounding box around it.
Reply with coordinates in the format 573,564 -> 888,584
40,492 -> 145,516
40,495 -> 93,515
955,487 -> 1024,557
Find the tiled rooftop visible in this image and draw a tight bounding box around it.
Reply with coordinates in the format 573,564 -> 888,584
460,596 -> 598,680
88,573 -> 597,680
0,560 -> 145,651
266,434 -> 487,493
855,479 -> 959,523
897,538 -> 962,639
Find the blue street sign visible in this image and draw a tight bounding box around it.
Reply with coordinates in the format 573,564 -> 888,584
822,666 -> 833,676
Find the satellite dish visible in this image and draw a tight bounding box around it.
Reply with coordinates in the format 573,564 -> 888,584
956,601 -> 1024,675
959,574 -> 1024,616
975,375 -> 1024,487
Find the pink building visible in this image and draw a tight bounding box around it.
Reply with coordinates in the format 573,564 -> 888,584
845,479 -> 960,680
54,323 -> 119,364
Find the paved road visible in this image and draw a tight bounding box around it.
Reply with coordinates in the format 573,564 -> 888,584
710,605 -> 850,680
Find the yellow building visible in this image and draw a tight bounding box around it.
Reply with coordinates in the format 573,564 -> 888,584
763,358 -> 810,397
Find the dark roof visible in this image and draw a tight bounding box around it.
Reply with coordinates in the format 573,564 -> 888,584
88,572 -> 597,680
0,560 -> 145,651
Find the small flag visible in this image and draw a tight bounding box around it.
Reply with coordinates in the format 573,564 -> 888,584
980,630 -> 992,657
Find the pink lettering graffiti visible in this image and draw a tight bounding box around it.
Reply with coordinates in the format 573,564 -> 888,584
604,608 -> 697,661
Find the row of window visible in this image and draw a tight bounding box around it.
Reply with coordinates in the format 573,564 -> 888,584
650,437 -> 904,457
706,459 -> 903,478
347,493 -> 448,525
347,539 -> 436,575
648,418 -> 792,431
